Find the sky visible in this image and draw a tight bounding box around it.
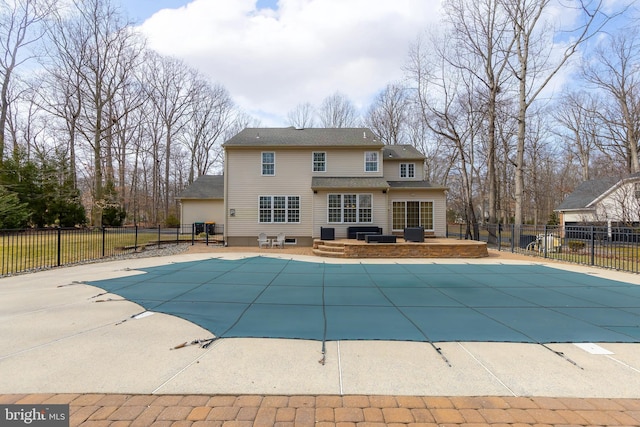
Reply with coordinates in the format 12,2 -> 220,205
118,0 -> 442,126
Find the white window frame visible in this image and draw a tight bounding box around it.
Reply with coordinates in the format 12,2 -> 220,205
327,193 -> 373,224
364,151 -> 379,172
400,163 -> 415,178
259,195 -> 300,223
261,152 -> 275,176
312,151 -> 327,172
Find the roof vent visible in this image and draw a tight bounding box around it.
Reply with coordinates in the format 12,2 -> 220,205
363,131 -> 367,139
256,132 -> 260,139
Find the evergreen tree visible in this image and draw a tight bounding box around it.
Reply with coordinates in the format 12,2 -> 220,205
0,186 -> 30,228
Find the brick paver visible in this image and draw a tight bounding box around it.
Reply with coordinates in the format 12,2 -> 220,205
1,394 -> 639,427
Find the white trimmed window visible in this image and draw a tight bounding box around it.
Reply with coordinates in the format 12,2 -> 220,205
364,151 -> 379,172
313,152 -> 326,172
327,194 -> 372,223
400,163 -> 415,178
259,196 -> 300,223
261,152 -> 275,175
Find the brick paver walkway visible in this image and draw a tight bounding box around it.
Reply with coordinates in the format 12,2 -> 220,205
2,394 -> 639,426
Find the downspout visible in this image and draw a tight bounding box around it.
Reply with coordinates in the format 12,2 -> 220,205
223,148 -> 229,246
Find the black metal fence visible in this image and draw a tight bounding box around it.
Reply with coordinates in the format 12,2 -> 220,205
0,224 -> 225,277
447,223 -> 640,273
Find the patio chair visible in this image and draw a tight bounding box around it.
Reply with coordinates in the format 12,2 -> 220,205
257,233 -> 270,248
272,232 -> 286,248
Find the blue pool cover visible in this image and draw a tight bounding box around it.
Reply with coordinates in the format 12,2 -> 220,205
89,256 -> 640,343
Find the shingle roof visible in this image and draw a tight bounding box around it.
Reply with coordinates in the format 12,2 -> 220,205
387,181 -> 448,190
382,145 -> 425,160
177,175 -> 224,199
311,177 -> 390,190
224,127 -> 384,148
555,177 -> 619,210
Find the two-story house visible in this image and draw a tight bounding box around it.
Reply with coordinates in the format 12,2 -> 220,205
221,127 -> 447,246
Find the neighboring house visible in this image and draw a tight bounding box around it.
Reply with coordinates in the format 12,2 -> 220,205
555,173 -> 640,228
176,175 -> 225,233
221,127 -> 448,246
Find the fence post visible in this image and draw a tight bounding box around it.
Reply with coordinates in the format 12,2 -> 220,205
498,224 -> 502,251
158,224 -> 161,248
135,225 -> 138,251
543,225 -> 548,259
191,223 -> 195,246
512,224 -> 517,253
176,226 -> 179,245
102,227 -> 106,257
57,228 -> 62,267
590,226 -> 595,266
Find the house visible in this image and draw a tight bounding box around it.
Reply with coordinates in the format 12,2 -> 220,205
176,175 -> 224,234
555,173 -> 640,228
220,127 -> 448,246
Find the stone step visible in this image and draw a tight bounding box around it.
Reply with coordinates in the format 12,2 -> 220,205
317,244 -> 345,253
312,248 -> 345,258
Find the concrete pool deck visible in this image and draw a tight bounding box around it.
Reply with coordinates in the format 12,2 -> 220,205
1,249 -> 639,425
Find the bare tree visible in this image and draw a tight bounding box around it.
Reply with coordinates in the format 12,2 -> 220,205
365,83 -> 409,145
405,32 -> 483,239
286,102 -> 315,128
443,0 -> 515,229
317,91 -> 359,128
43,0 -> 144,226
0,0 -> 53,164
553,91 -> 599,181
504,0 -> 615,225
582,29 -> 640,174
181,79 -> 234,182
142,51 -> 196,223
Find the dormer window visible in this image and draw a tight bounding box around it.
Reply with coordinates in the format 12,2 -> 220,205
400,163 -> 415,178
365,151 -> 379,172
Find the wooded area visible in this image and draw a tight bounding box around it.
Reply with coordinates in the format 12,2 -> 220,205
0,0 -> 638,233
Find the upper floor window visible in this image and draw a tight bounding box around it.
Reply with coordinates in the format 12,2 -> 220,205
313,152 -> 326,172
365,151 -> 379,172
400,163 -> 415,178
262,152 -> 275,175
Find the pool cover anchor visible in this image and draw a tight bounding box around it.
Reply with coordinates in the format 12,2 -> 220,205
541,344 -> 583,369
431,343 -> 452,367
171,337 -> 217,350
319,341 -> 326,365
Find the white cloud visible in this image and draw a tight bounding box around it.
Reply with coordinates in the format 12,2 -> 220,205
139,0 -> 441,125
